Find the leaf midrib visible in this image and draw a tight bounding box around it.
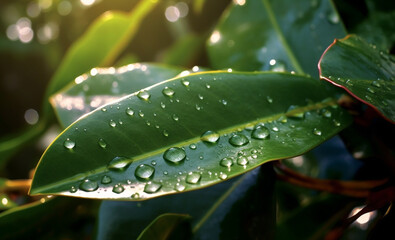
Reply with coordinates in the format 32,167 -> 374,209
261,0 -> 304,74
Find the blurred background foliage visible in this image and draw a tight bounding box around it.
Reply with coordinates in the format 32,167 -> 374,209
0,0 -> 394,239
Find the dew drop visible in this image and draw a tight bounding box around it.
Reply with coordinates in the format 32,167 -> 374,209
70,186 -> 77,193
251,126 -> 270,140
220,99 -> 228,105
131,193 -> 140,199
101,108 -> 107,112
151,160 -> 157,166
237,156 -> 248,166
367,87 -> 375,94
135,164 -> 155,180
138,111 -> 144,118
101,175 -> 112,184
79,179 -> 98,192
125,108 -> 134,116
172,114 -> 179,121
266,96 -> 273,103
371,81 -> 381,88
229,134 -> 249,146
322,109 -> 332,118
198,94 -> 204,100
160,102 -> 166,109
163,171 -> 168,175
365,95 -> 372,101
137,90 -> 150,100
219,172 -> 228,180
346,79 -> 353,86
112,184 -> 124,194
98,138 -> 107,148
163,130 -> 169,137
186,172 -> 201,184
287,105 -> 304,119
220,157 -> 234,167
63,138 -> 75,149
108,156 -> 131,171
162,87 -> 175,97
333,119 -> 341,127
272,127 -> 279,132
195,104 -> 202,111
144,181 -> 162,193
200,130 -> 220,143
313,128 -> 322,136
277,115 -> 288,123
163,147 -> 186,164
327,11 -> 339,24
206,84 -> 211,89
189,144 -> 197,150
181,79 -> 190,86
175,183 -> 186,192
109,120 -> 117,127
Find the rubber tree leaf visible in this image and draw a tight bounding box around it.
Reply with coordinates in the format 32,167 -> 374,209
206,0 -> 346,77
30,72 -> 351,200
137,213 -> 191,240
319,35 -> 395,122
51,63 -> 182,128
44,1 -> 158,102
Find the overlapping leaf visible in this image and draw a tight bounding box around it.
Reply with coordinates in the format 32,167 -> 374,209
51,63 -> 182,127
206,0 -> 346,77
44,1 -> 158,101
30,72 -> 351,200
319,35 -> 395,122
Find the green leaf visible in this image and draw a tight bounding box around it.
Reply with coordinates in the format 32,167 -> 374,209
44,1 -> 158,102
50,63 -> 182,127
137,213 -> 191,240
0,197 -> 79,239
206,0 -> 346,77
30,72 -> 351,200
319,35 -> 395,122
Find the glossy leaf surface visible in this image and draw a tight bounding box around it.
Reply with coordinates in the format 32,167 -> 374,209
31,72 -> 351,200
137,213 -> 191,240
207,0 -> 346,77
44,1 -> 157,100
319,35 -> 395,122
51,63 -> 182,127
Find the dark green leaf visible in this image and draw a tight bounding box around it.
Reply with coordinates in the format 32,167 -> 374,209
319,35 -> 395,122
44,1 -> 158,101
207,0 -> 346,77
51,63 -> 182,127
137,213 -> 191,240
30,72 -> 351,200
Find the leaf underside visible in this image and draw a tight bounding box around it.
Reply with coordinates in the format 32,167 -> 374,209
31,72 -> 351,200
319,35 -> 395,122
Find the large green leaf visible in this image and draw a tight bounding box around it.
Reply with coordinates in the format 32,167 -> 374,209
319,35 -> 395,122
44,1 -> 157,102
30,71 -> 351,200
137,213 -> 191,240
206,0 -> 346,77
51,63 -> 182,128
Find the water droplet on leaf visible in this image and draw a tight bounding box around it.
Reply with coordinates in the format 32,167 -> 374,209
109,120 -> 117,127
101,175 -> 112,184
220,157 -> 234,167
126,108 -> 134,116
237,156 -> 248,166
313,128 -> 322,136
137,90 -> 150,101
219,172 -> 228,180
79,179 -> 98,192
251,126 -> 270,139
144,182 -> 162,193
200,130 -> 220,143
229,134 -> 249,146
162,87 -> 175,97
163,147 -> 186,164
108,156 -> 131,171
186,172 -> 201,184
189,144 -> 197,150
135,164 -> 155,180
175,183 -> 186,191
98,138 -> 107,148
112,184 -> 124,194
64,138 -> 75,149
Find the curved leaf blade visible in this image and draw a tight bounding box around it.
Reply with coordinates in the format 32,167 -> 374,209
51,63 -> 182,127
137,213 -> 191,240
319,35 -> 395,122
44,1 -> 157,100
30,72 -> 351,200
207,0 -> 346,77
